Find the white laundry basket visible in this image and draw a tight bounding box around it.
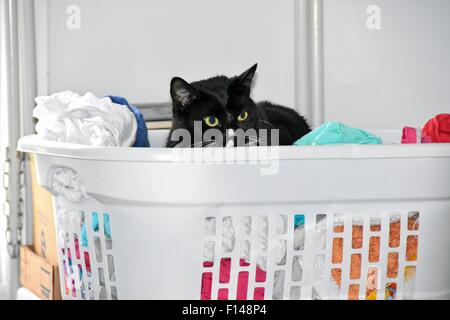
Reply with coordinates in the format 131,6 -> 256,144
17,129 -> 450,300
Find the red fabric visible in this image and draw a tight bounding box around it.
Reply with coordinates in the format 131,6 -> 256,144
422,114 -> 450,143
201,272 -> 213,300
254,287 -> 265,300
239,258 -> 250,267
236,272 -> 249,300
200,259 -> 266,300
255,265 -> 266,283
74,238 -> 81,260
219,258 -> 231,283
218,288 -> 229,300
84,251 -> 91,273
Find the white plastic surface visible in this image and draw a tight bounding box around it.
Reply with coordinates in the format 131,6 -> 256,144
17,130 -> 450,300
16,287 -> 41,300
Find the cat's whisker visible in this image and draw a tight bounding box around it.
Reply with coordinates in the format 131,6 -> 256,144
202,140 -> 215,147
244,136 -> 269,146
246,141 -> 259,146
190,140 -> 208,148
187,139 -> 226,148
190,142 -> 201,148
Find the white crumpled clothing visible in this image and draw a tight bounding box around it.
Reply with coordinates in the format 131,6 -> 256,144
50,167 -> 89,202
222,217 -> 235,253
34,91 -> 137,146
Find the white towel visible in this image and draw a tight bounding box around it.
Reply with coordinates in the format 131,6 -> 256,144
34,91 -> 137,146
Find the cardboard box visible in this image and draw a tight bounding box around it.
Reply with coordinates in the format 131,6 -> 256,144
20,246 -> 61,300
29,155 -> 58,266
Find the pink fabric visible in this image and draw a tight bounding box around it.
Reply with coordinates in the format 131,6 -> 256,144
218,288 -> 229,300
62,260 -> 70,295
254,287 -> 265,300
74,238 -> 80,260
201,272 -> 213,300
402,127 -> 420,144
239,258 -> 250,267
219,258 -> 231,283
422,114 -> 450,143
236,272 -> 249,300
200,259 -> 265,300
255,265 -> 267,283
84,251 -> 91,273
401,127 -> 433,144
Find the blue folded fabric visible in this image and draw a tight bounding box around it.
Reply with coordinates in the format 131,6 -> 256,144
294,122 -> 382,146
107,95 -> 150,148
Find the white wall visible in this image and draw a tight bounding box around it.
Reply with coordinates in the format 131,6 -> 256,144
322,0 -> 450,128
37,0 -> 296,107
35,0 -> 450,128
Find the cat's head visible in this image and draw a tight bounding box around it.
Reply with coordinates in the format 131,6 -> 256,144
169,77 -> 228,147
226,64 -> 261,131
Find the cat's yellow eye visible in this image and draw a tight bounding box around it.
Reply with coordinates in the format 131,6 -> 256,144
238,111 -> 249,122
204,116 -> 220,128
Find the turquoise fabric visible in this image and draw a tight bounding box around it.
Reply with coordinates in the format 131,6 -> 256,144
103,214 -> 111,240
294,122 -> 382,146
81,223 -> 88,247
80,212 -> 111,248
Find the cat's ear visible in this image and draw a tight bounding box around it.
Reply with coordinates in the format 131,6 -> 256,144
229,63 -> 258,96
170,77 -> 199,109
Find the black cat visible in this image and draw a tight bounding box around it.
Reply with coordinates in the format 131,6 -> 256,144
167,64 -> 311,147
167,75 -> 231,147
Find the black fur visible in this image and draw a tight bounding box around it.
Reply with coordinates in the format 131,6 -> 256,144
167,76 -> 230,147
167,64 -> 311,147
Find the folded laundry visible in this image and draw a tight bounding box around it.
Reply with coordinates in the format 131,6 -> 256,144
422,114 -> 450,143
33,91 -> 149,147
294,122 -> 382,146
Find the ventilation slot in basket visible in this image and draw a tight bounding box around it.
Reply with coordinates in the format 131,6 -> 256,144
201,211 -> 420,300
55,203 -> 119,300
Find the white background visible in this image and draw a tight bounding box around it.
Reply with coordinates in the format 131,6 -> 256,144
40,0 -> 296,107
36,0 -> 450,127
323,0 -> 450,128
